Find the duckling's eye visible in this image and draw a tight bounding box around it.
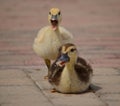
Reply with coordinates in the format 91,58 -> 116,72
58,11 -> 61,15
70,49 -> 76,52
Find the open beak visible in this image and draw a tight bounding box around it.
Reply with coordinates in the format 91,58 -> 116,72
56,53 -> 70,67
51,15 -> 58,30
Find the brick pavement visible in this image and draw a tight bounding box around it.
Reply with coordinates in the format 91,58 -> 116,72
0,0 -> 120,106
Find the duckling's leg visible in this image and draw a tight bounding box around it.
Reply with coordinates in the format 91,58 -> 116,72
45,59 -> 51,69
44,59 -> 51,79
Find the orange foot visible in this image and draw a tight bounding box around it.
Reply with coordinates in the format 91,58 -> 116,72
51,88 -> 57,93
44,75 -> 48,79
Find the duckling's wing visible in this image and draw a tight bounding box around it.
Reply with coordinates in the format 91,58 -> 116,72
48,62 -> 64,85
59,27 -> 73,43
34,26 -> 49,43
75,57 -> 93,83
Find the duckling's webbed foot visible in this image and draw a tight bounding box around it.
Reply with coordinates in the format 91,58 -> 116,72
51,88 -> 57,93
44,75 -> 48,79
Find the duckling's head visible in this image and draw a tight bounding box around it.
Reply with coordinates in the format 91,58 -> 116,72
48,8 -> 62,30
56,43 -> 78,67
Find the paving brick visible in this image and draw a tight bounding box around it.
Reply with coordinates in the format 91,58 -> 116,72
98,93 -> 120,106
26,69 -> 106,106
95,84 -> 120,94
51,93 -> 106,106
0,86 -> 53,106
0,69 -> 53,106
93,76 -> 120,85
0,78 -> 33,86
93,68 -> 119,76
0,69 -> 33,86
0,69 -> 26,78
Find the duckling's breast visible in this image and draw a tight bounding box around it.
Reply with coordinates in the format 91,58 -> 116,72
54,67 -> 91,93
33,27 -> 62,60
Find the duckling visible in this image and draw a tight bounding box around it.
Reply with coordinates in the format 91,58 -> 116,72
48,43 -> 93,93
33,8 -> 73,74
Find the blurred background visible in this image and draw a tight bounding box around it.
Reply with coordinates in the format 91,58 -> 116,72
0,0 -> 120,69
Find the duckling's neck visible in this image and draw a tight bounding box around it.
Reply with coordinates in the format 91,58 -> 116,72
51,26 -> 59,31
66,59 -> 77,71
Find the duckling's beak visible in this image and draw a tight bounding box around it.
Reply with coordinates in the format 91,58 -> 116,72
56,54 -> 70,67
51,15 -> 58,30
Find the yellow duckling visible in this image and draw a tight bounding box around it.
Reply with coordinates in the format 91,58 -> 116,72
48,43 -> 93,93
33,8 -> 73,72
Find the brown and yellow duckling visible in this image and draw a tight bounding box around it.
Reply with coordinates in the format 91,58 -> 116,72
48,43 -> 93,93
33,8 -> 73,74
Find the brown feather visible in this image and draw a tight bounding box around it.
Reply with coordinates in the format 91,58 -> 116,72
48,62 -> 64,85
75,57 -> 93,83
